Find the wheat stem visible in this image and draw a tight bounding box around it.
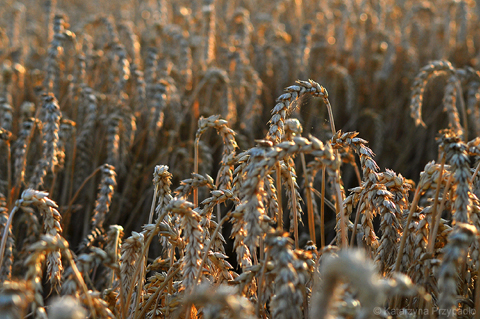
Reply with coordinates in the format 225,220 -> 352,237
194,138 -> 199,207
134,266 -> 181,319
472,162 -> 480,183
350,194 -> 365,247
427,154 -> 446,253
276,163 -> 283,230
301,153 -> 315,243
6,140 -> 11,205
256,249 -> 270,317
63,248 -> 97,319
0,206 -> 18,271
321,167 -> 326,248
123,209 -> 169,319
285,164 -> 300,249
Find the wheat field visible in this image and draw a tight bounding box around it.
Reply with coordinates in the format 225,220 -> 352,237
1,0 -> 480,318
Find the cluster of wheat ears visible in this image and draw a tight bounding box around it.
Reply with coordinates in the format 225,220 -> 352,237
2,0 -> 480,318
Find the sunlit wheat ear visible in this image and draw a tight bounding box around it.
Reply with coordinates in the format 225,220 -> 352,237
153,165 -> 173,219
196,115 -> 238,190
267,79 -> 328,145
120,231 -> 144,308
396,160 -> 454,277
91,164 -> 117,229
0,190 -> 63,289
24,251 -> 48,319
105,225 -> 123,281
266,232 -> 304,319
25,235 -> 72,319
200,190 -> 237,222
234,136 -> 337,268
467,136 -> 480,161
165,199 -> 204,290
467,139 -> 480,288
175,173 -> 216,201
232,263 -> 260,297
234,141 -> 272,262
13,118 -> 36,187
30,93 -> 61,189
409,60 -> 457,128
44,14 -> 66,96
438,223 -> 477,318
404,206 -> 427,282
150,165 -> 174,268
438,129 -> 471,224
230,213 -> 253,271
443,75 -> 464,137
379,169 -> 412,215
379,171 -> 413,272
268,80 -> 344,241
283,119 -> 303,247
230,153 -> 254,270
231,150 -> 249,190
373,183 -> 401,275
332,131 -> 380,250
467,194 -> 480,291
200,189 -> 237,254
